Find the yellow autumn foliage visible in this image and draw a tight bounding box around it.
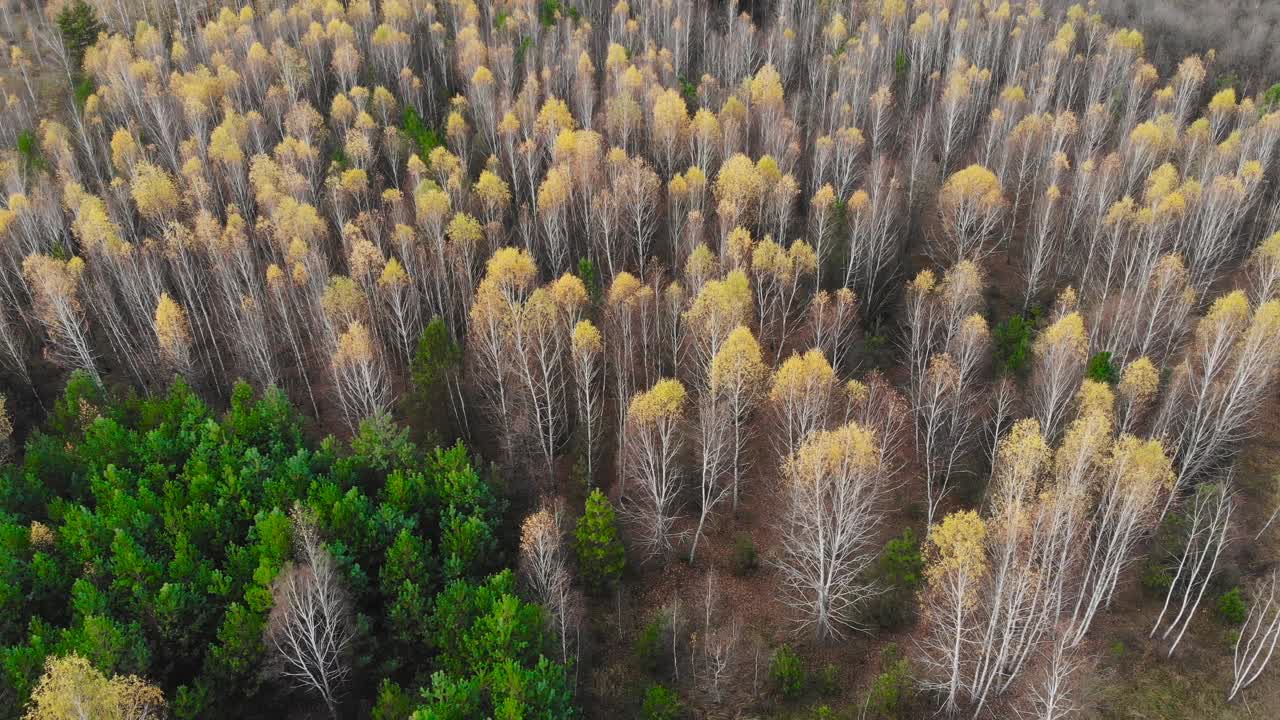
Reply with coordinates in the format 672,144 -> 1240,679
628,378 -> 687,425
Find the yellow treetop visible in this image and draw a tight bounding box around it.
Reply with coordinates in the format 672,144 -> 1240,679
153,293 -> 192,363
709,326 -> 766,396
1208,87 -> 1237,114
551,273 -> 588,315
881,0 -> 907,22
28,519 -> 54,549
1197,290 -> 1250,342
751,236 -> 792,280
652,88 -> 689,138
378,257 -> 409,290
1118,356 -> 1159,404
537,166 -> 572,212
607,271 -> 642,307
686,270 -> 752,338
940,165 -> 1004,210
23,254 -> 84,306
685,244 -> 719,284
770,349 -> 835,403
992,418 -> 1050,513
628,378 -> 687,425
415,183 -> 452,227
909,268 -> 938,295
1129,115 -> 1178,154
482,247 -> 538,296
1076,379 -> 1115,422
1245,300 -> 1280,348
812,184 -> 836,214
1110,435 -> 1175,496
64,184 -> 125,256
519,507 -> 558,556
446,111 -> 469,143
427,146 -> 461,180
446,212 -> 485,250
749,63 -> 785,108
1144,163 -> 1180,205
24,653 -> 165,720
786,422 -> 879,489
1109,28 -> 1145,53
535,96 -> 577,138
334,321 -> 376,367
926,510 -> 988,584
691,109 -> 721,146
209,114 -> 246,165
725,226 -> 755,269
714,153 -> 764,214
474,170 -> 511,211
130,162 -> 180,221
109,128 -> 138,173
756,155 -> 781,187
339,168 -> 369,196
1035,312 -> 1087,361
571,319 -> 603,356
789,240 -> 818,277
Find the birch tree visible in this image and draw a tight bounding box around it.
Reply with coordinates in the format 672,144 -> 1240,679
1229,570 -> 1280,701
267,508 -> 356,718
1150,481 -> 1233,656
1156,295 -> 1280,495
520,504 -> 581,666
919,510 -> 989,715
22,254 -> 97,380
777,423 -> 887,640
708,326 -> 767,509
571,320 -> 605,484
1067,435 -> 1174,645
935,164 -> 1006,266
621,379 -> 688,559
1030,310 -> 1088,442
769,349 -> 836,460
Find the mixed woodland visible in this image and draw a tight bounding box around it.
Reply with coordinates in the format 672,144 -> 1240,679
0,0 -> 1279,718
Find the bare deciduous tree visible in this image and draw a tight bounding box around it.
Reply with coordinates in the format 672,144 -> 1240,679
1229,569 -> 1280,701
1150,480 -> 1233,656
266,508 -> 356,718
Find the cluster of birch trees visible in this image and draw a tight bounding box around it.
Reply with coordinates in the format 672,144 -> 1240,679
5,0 -> 1280,714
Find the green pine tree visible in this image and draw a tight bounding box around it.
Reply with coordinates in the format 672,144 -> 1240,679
574,489 -> 625,592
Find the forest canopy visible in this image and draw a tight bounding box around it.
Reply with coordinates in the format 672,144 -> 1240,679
0,374 -> 574,718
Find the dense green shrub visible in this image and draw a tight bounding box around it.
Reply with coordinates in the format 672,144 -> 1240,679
1264,82 -> 1280,112
634,612 -> 668,674
1141,561 -> 1174,596
817,663 -> 839,696
1087,351 -> 1120,384
771,644 -> 806,700
642,683 -> 683,720
865,644 -> 911,719
575,489 -> 626,591
879,529 -> 924,589
1217,588 -> 1247,625
577,257 -> 602,306
56,0 -> 105,70
869,529 -> 924,629
731,532 -> 759,576
16,130 -> 44,174
410,316 -> 463,439
402,106 -> 442,160
993,310 -> 1040,374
